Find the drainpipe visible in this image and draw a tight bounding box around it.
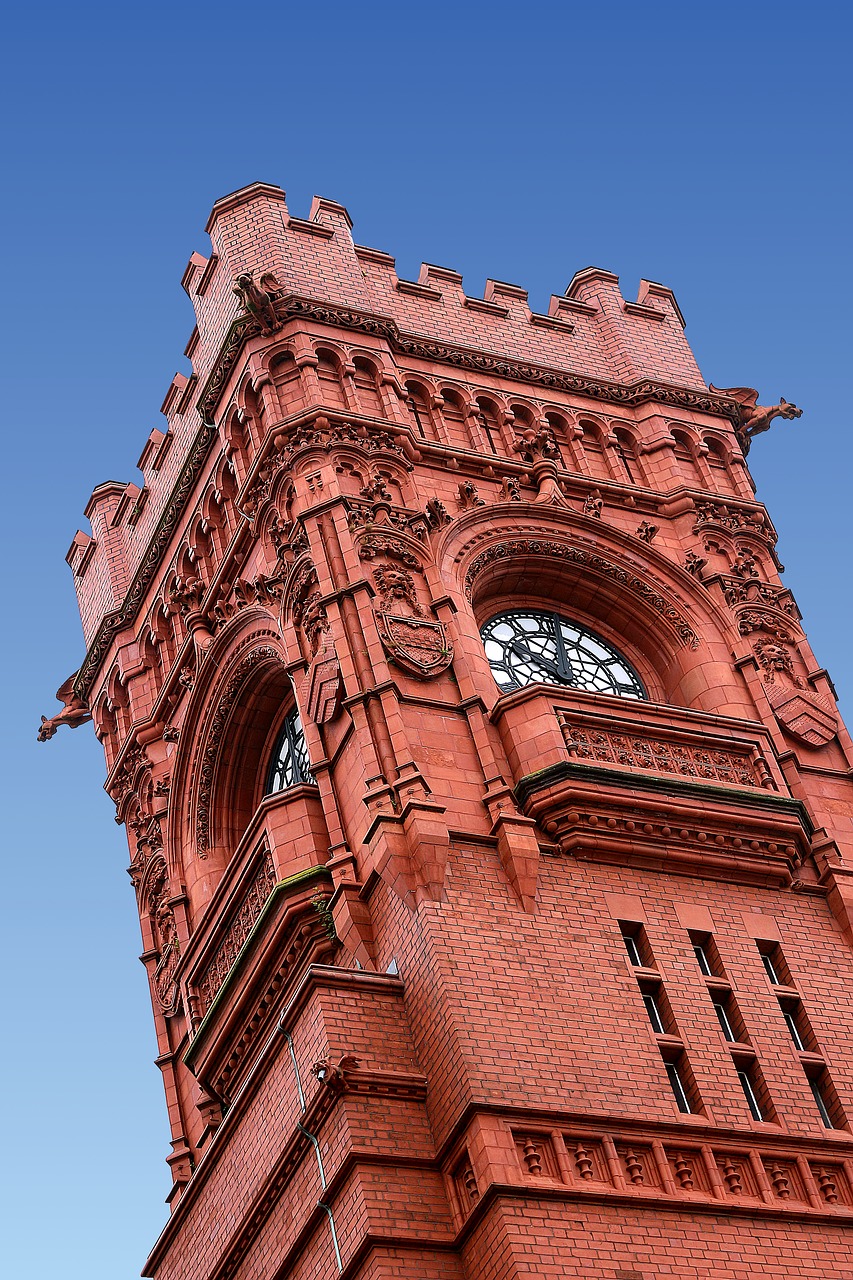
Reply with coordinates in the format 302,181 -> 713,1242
280,1022 -> 343,1272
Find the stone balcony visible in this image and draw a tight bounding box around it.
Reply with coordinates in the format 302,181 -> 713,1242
492,686 -> 814,887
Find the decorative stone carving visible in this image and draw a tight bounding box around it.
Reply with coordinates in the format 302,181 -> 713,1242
583,490 -> 603,519
737,611 -> 794,642
684,551 -> 707,577
709,385 -> 803,451
38,673 -> 92,741
376,613 -> 453,679
512,426 -> 560,464
170,575 -> 206,616
146,858 -> 181,1015
731,547 -> 759,579
561,720 -> 770,789
357,533 -> 421,568
373,565 -> 423,616
501,476 -> 523,502
232,270 -> 283,335
751,638 -> 837,747
465,539 -> 700,649
636,521 -> 658,543
195,849 -> 277,1015
722,576 -> 799,617
457,480 -> 485,509
425,497 -> 451,528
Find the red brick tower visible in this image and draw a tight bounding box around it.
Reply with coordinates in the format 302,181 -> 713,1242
47,182 -> 853,1278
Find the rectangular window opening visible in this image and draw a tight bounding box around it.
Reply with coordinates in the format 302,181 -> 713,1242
806,1069 -> 847,1131
643,993 -> 665,1035
738,1068 -> 765,1121
757,941 -> 792,988
619,922 -> 652,969
782,1009 -> 806,1053
688,930 -> 724,979
713,1001 -> 737,1043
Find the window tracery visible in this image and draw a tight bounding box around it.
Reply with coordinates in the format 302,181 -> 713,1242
481,609 -> 645,699
264,707 -> 314,795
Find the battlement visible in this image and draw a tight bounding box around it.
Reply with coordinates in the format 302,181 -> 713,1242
67,179 -> 713,660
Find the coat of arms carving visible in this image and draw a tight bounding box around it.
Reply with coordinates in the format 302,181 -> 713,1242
376,611 -> 453,679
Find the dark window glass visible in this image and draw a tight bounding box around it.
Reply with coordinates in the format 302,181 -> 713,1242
713,1002 -> 736,1042
761,953 -> 781,985
738,1069 -> 764,1121
693,944 -> 712,976
665,1062 -> 692,1113
481,610 -> 645,699
622,933 -> 642,967
643,994 -> 665,1034
265,708 -> 313,795
809,1077 -> 834,1129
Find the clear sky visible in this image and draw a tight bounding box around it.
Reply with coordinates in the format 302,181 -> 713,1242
1,2 -> 850,1277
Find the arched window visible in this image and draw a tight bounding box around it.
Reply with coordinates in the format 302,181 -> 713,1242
264,708 -> 313,795
579,422 -> 610,478
613,428 -> 643,485
671,430 -> 703,486
440,389 -> 468,446
352,358 -> 385,417
704,438 -> 736,495
271,351 -> 302,415
475,398 -> 502,454
405,382 -> 436,440
315,350 -> 346,408
481,609 -> 645,699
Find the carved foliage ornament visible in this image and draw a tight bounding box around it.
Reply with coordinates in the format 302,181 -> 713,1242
145,858 -> 181,1015
465,539 -> 700,650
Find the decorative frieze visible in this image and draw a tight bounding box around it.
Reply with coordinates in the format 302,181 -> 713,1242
194,849 -> 276,1015
560,720 -> 771,790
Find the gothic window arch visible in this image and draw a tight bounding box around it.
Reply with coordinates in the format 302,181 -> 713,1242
671,429 -> 704,487
440,388 -> 469,448
264,707 -> 313,795
315,348 -> 347,409
704,436 -> 737,495
270,350 -> 303,415
405,381 -> 437,440
475,397 -> 502,454
481,609 -> 645,699
579,421 -> 611,478
612,428 -> 644,485
352,357 -> 385,418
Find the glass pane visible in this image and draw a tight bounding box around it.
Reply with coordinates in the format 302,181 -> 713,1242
481,610 -> 645,700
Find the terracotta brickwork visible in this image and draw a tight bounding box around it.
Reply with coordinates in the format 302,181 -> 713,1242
53,182 -> 853,1278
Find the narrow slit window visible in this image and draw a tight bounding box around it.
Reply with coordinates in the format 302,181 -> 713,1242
761,953 -> 781,984
783,1011 -> 806,1052
665,1062 -> 692,1114
643,994 -> 665,1035
622,933 -> 642,967
738,1068 -> 764,1121
809,1076 -> 835,1130
713,1002 -> 736,1042
693,943 -> 712,976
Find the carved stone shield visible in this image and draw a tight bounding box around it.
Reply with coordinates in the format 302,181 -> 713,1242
376,612 -> 453,678
768,685 -> 837,747
305,645 -> 343,724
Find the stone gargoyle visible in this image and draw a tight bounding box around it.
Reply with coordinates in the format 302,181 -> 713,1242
38,673 -> 92,741
232,269 -> 283,335
710,385 -> 803,453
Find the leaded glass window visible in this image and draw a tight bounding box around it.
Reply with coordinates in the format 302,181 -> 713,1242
481,609 -> 645,699
264,708 -> 313,795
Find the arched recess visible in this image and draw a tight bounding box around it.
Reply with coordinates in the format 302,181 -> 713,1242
435,505 -> 756,720
166,618 -> 306,919
703,434 -> 738,496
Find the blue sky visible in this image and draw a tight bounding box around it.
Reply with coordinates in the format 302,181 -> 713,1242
1,3 -> 850,1276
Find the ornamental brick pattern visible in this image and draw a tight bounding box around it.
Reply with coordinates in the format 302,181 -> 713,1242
52,182 -> 853,1278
